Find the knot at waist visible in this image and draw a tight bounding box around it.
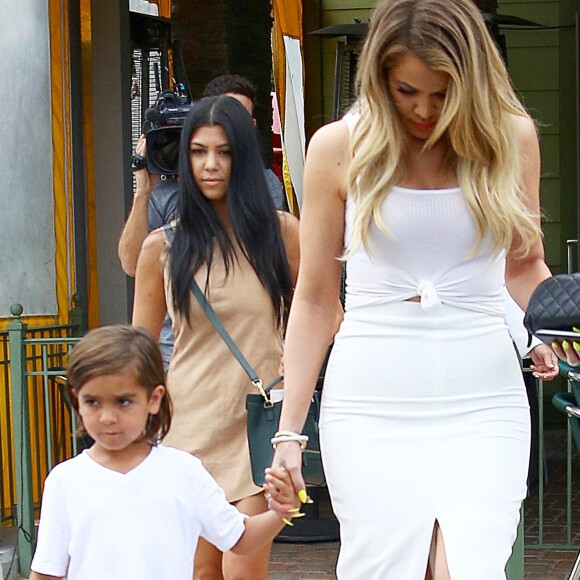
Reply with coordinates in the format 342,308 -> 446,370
417,281 -> 442,311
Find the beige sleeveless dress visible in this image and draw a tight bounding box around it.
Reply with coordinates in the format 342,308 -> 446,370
162,244 -> 283,502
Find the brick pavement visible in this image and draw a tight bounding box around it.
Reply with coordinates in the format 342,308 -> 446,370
269,530 -> 579,579
523,549 -> 577,579
522,427 -> 580,579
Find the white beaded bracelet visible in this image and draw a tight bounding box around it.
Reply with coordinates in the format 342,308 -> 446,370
271,434 -> 309,450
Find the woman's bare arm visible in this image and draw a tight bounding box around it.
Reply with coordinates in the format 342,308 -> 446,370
131,229 -> 168,339
278,210 -> 300,285
505,115 -> 551,308
272,119 -> 350,494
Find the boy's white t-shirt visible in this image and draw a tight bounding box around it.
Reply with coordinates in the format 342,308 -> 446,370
31,445 -> 247,579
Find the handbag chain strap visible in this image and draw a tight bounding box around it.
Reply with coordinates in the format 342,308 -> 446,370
162,225 -> 281,404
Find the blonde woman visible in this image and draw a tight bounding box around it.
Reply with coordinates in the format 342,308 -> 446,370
270,0 -> 552,578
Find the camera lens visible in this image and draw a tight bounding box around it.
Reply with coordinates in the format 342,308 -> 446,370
146,127 -> 182,175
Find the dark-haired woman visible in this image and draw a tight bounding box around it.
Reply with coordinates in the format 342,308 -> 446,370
133,96 -> 299,580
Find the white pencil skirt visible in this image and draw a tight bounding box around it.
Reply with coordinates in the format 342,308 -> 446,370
321,301 -> 530,580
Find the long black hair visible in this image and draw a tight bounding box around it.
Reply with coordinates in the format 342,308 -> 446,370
169,95 -> 293,328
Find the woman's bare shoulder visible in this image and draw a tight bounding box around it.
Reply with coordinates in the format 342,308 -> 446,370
308,119 -> 351,156
510,113 -> 538,144
305,120 -> 351,202
140,227 -> 169,262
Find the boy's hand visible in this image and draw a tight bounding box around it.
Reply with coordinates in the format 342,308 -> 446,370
264,467 -> 302,523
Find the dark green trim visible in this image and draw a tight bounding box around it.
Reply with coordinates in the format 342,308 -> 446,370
69,0 -> 89,308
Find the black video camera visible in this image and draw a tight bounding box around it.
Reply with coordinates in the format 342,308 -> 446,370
137,88 -> 192,175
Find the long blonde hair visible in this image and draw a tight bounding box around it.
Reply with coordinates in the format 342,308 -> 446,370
347,0 -> 540,258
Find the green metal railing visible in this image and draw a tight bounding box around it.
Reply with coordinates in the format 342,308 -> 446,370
4,299 -> 85,576
0,326 -> 16,526
524,229 -> 579,564
0,298 -> 86,522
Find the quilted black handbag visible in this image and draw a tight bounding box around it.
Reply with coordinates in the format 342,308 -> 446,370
523,274 -> 580,342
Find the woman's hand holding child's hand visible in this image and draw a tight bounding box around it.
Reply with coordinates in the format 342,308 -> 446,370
264,467 -> 303,526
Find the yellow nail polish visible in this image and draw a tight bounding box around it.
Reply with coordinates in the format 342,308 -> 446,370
572,327 -> 580,333
298,489 -> 308,503
563,340 -> 571,350
282,518 -> 294,526
573,342 -> 580,352
287,507 -> 301,513
291,512 -> 306,518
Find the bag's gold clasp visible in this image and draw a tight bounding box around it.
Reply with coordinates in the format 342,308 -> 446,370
252,379 -> 273,407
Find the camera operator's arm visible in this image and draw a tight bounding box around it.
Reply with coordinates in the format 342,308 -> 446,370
118,135 -> 158,277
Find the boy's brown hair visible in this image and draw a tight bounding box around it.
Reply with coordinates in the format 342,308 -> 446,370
66,325 -> 172,443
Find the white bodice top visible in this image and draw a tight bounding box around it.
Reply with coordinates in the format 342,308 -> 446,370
343,113 -> 506,318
